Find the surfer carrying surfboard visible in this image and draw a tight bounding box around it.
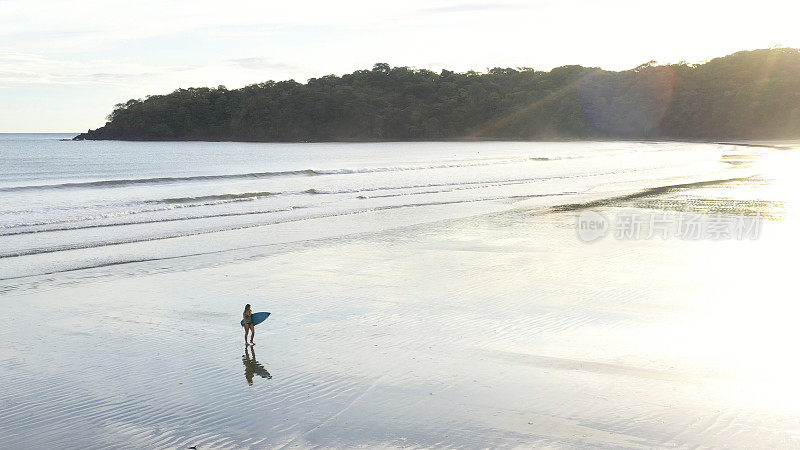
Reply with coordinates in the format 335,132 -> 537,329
243,304 -> 255,346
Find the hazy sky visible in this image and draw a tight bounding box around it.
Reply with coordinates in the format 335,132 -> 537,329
2,0 -> 799,132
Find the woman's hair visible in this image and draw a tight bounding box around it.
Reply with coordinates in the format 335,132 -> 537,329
244,304 -> 251,313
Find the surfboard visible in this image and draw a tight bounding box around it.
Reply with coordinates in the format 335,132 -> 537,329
241,312 -> 270,327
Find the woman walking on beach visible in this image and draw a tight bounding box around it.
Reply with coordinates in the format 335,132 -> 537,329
243,304 -> 255,346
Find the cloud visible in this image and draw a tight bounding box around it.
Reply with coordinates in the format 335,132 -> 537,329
0,0 -> 431,54
228,57 -> 299,71
89,72 -> 159,81
419,2 -> 535,14
0,53 -> 159,86
0,70 -> 38,79
204,24 -> 284,38
0,50 -> 309,100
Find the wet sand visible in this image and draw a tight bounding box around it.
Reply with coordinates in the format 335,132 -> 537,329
2,145 -> 800,448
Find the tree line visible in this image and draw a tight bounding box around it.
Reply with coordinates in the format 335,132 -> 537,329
75,48 -> 800,142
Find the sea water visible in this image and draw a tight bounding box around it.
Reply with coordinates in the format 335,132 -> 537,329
0,135 -> 737,281
2,135 -> 799,448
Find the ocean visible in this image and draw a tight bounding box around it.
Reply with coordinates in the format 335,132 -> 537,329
1,134 -> 798,448
1,135 -> 737,282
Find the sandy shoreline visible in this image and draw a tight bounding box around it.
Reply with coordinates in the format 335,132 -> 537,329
2,145 -> 800,448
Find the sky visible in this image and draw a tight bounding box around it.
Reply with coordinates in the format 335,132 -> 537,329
2,0 -> 799,132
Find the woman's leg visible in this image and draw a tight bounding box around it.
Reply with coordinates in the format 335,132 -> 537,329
244,325 -> 249,345
250,324 -> 255,345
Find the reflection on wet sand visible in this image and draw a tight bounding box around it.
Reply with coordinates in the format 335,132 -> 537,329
242,346 -> 271,385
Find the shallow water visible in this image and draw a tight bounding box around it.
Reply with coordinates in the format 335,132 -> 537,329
1,137 -> 798,448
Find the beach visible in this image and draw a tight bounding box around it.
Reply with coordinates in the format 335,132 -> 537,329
1,137 -> 799,448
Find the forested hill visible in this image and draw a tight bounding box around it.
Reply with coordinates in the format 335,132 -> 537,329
75,48 -> 800,142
